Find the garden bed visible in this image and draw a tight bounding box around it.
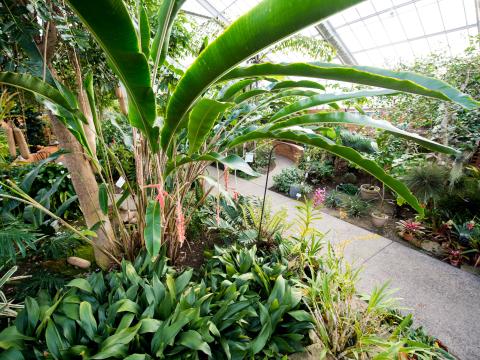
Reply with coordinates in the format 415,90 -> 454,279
270,156 -> 480,275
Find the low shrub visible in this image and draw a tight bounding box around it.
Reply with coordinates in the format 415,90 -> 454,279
272,167 -> 304,194
325,190 -> 343,209
337,183 -> 359,196
341,195 -> 370,218
303,161 -> 333,185
342,172 -> 357,184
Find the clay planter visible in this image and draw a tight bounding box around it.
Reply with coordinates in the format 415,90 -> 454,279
400,232 -> 422,247
371,211 -> 388,227
360,184 -> 380,200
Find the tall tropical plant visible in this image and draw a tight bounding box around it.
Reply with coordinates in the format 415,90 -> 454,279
0,0 -> 478,265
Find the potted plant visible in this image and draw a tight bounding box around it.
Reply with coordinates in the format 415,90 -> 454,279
360,183 -> 380,200
371,184 -> 388,228
289,183 -> 302,199
396,219 -> 425,245
289,183 -> 312,200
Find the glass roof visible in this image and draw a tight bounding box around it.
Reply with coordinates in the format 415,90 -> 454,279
182,0 -> 480,67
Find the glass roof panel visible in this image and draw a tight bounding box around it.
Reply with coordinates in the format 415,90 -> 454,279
182,0 -> 480,68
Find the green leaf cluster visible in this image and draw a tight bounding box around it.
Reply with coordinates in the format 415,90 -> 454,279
0,246 -> 313,359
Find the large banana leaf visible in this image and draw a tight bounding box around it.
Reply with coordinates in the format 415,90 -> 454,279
220,63 -> 480,110
162,0 -> 363,150
166,153 -> 259,177
269,80 -> 325,91
0,72 -> 93,156
66,0 -> 158,150
151,0 -> 187,71
187,99 -> 233,154
218,79 -> 257,102
270,89 -> 397,121
0,72 -> 72,110
228,128 -> 424,214
267,112 -> 460,156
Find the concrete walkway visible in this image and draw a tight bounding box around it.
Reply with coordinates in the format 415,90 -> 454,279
208,156 -> 480,360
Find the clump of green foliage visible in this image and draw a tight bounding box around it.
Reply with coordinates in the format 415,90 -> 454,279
272,167 -> 304,194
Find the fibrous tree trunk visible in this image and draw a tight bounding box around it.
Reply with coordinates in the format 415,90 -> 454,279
13,128 -> 30,159
37,18 -> 116,268
49,113 -> 116,268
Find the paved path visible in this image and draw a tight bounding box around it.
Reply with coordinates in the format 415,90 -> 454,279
208,156 -> 480,360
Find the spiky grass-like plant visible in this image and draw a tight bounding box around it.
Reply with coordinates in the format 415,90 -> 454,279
402,164 -> 449,205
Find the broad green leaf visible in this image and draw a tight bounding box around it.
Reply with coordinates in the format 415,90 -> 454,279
98,183 -> 109,215
178,330 -> 212,356
287,310 -> 315,323
79,302 -> 98,340
220,62 -> 480,110
66,278 -> 93,293
152,308 -> 197,355
267,275 -> 286,307
271,89 -> 397,121
93,323 -> 141,359
151,0 -> 174,67
0,326 -> 33,350
251,303 -> 272,354
269,79 -> 325,91
24,297 -> 40,329
0,348 -> 25,359
187,99 -> 233,154
0,72 -> 72,110
268,112 -> 460,155
45,319 -> 68,359
138,3 -> 150,58
151,0 -> 186,71
139,319 -> 162,334
144,200 -> 162,258
114,299 -> 141,315
218,79 -> 256,101
163,0 -> 363,149
55,195 -> 79,217
234,89 -> 268,104
66,0 -> 158,150
166,152 -> 259,177
124,355 -> 152,360
175,269 -> 193,295
84,71 -> 100,134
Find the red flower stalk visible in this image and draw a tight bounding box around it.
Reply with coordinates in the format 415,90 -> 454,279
233,191 -> 240,202
144,183 -> 168,210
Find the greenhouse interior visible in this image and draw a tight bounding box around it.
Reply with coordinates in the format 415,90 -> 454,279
1,0 -> 480,359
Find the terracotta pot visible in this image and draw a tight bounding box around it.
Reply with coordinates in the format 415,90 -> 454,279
401,232 -> 414,242
371,211 -> 388,227
360,184 -> 380,200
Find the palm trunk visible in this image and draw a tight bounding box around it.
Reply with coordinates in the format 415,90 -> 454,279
49,114 -> 116,268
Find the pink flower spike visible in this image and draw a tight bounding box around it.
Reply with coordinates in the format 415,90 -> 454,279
467,221 -> 475,231
145,183 -> 168,210
313,187 -> 327,207
233,191 -> 239,202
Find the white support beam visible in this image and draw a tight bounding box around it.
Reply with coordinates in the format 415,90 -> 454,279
315,22 -> 357,65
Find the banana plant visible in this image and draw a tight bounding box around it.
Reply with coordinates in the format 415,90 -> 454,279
0,0 -> 478,262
